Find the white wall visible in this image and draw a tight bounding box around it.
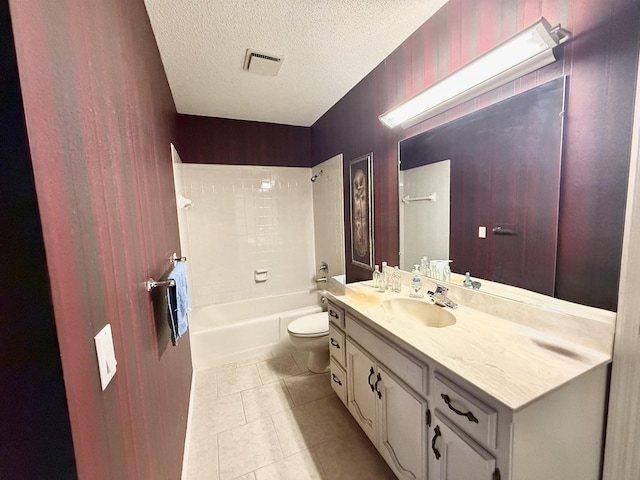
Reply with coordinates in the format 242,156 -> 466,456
179,164 -> 316,307
399,160 -> 450,270
312,154 -> 345,279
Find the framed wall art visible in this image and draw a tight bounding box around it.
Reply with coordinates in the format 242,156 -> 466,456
349,153 -> 374,270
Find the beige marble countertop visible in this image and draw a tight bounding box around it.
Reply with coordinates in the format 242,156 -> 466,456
327,281 -> 613,411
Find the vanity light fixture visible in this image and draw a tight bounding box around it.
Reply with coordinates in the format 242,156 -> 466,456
379,17 -> 570,129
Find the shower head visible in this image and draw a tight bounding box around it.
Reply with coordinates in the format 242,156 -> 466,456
311,169 -> 323,182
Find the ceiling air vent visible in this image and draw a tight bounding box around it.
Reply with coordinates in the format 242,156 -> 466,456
243,49 -> 284,76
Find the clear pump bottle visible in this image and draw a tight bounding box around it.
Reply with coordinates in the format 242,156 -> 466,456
390,266 -> 402,293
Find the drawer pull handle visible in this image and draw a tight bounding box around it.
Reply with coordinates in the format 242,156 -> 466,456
432,425 -> 442,460
367,367 -> 375,392
374,372 -> 382,399
441,394 -> 479,423
331,373 -> 342,386
329,310 -> 340,319
330,338 -> 340,348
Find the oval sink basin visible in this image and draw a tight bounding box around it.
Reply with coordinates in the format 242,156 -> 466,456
381,298 -> 456,328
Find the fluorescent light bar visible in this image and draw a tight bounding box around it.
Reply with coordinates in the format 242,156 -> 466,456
379,17 -> 569,129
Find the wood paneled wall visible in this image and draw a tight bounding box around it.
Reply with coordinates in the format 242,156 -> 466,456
175,114 -> 312,167
8,1 -> 192,478
311,0 -> 640,311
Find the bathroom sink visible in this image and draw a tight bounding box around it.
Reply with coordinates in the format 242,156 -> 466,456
381,298 -> 456,328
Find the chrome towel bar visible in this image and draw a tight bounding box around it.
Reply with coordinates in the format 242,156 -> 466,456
146,278 -> 175,292
146,253 -> 187,291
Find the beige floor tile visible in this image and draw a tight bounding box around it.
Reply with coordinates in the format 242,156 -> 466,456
291,350 -> 310,373
191,392 -> 246,441
271,395 -> 349,456
231,473 -> 255,480
313,429 -> 396,480
217,364 -> 262,396
194,368 -> 218,400
218,417 -> 284,480
254,450 -> 325,480
241,380 -> 294,422
187,433 -> 219,480
283,372 -> 333,406
256,354 -> 303,384
235,352 -> 274,367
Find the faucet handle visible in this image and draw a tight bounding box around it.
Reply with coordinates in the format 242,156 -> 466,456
434,284 -> 448,295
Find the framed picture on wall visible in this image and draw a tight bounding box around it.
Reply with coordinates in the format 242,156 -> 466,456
349,153 -> 374,270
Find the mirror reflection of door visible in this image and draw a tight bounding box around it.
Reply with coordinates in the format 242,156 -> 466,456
399,160 -> 450,271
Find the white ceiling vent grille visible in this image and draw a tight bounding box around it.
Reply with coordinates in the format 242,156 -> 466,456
243,49 -> 284,76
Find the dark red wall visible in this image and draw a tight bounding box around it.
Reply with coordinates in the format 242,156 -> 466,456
311,0 -> 640,311
8,1 -> 192,479
175,114 -> 312,166
0,1 -> 76,477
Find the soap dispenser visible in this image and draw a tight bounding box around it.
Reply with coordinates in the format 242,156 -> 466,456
410,265 -> 423,298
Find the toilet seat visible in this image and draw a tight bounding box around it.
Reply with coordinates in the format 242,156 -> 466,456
287,312 -> 329,337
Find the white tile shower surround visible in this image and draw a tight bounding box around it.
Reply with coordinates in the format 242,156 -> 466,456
186,350 -> 396,480
180,164 -> 317,307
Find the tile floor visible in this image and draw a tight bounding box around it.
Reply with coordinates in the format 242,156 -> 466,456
186,349 -> 397,480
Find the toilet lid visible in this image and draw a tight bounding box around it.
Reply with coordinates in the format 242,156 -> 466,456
287,312 -> 329,337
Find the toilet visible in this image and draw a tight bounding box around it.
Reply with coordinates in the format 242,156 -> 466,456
287,312 -> 330,373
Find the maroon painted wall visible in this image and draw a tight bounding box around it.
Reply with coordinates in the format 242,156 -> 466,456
175,114 -> 312,167
311,0 -> 640,311
0,1 -> 76,477
8,1 -> 192,479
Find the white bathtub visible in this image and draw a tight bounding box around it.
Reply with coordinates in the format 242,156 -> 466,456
189,290 -> 324,370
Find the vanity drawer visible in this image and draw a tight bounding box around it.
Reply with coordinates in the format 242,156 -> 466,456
327,301 -> 345,329
346,314 -> 426,395
330,359 -> 347,405
433,372 -> 497,450
329,323 -> 346,368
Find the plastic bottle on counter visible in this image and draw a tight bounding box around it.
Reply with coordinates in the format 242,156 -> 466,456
410,265 -> 424,298
390,266 -> 402,293
372,264 -> 381,289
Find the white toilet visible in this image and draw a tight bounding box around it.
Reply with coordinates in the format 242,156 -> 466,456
287,312 -> 330,373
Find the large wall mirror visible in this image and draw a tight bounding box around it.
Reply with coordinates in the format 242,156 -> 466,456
399,77 -> 566,297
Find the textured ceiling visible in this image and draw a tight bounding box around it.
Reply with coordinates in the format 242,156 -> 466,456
144,0 -> 448,127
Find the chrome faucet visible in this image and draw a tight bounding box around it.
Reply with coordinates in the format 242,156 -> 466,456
431,284 -> 458,309
463,271 -> 482,290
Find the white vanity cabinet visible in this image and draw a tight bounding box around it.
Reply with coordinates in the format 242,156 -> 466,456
346,338 -> 428,480
327,301 -> 348,405
429,411 -> 496,480
328,288 -> 610,480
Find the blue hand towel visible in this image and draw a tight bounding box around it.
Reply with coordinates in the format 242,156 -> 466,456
167,262 -> 190,342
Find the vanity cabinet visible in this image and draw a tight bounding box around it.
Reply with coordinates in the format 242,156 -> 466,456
346,338 -> 428,480
328,290 -> 609,480
429,412 -> 496,480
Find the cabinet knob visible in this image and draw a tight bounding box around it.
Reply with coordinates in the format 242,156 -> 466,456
367,367 -> 375,392
330,338 -> 340,348
374,372 -> 382,399
329,310 -> 339,319
431,425 -> 442,460
441,393 -> 479,423
331,373 -> 342,386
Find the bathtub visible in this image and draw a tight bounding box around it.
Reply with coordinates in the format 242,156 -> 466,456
189,290 -> 324,370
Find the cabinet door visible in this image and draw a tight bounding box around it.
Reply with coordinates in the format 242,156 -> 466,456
429,413 -> 496,480
377,365 -> 428,480
346,339 -> 377,444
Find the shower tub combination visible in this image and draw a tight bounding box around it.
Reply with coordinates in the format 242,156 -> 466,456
189,290 -> 324,370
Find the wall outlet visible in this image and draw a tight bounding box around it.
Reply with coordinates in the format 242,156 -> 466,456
478,226 -> 487,238
95,324 -> 117,391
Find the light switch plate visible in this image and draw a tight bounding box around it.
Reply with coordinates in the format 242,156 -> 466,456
95,324 -> 117,391
478,226 -> 487,238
